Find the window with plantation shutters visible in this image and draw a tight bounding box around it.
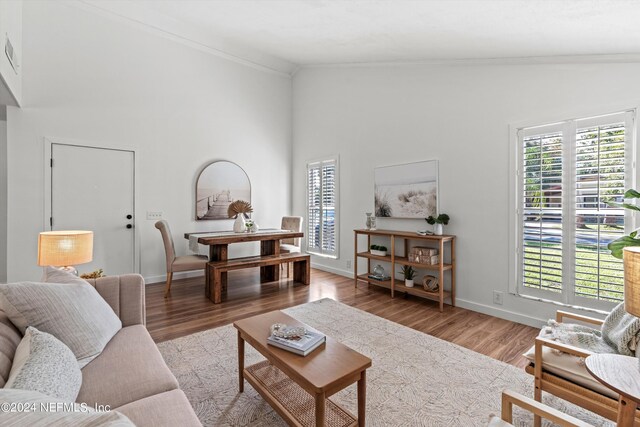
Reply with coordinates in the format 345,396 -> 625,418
514,111 -> 635,309
307,158 -> 339,257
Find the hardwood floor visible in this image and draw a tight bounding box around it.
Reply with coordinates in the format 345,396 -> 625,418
146,268 -> 538,368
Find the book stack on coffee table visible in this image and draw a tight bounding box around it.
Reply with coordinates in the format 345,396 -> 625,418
267,329 -> 326,356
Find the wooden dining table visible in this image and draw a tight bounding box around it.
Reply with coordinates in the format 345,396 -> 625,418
184,229 -> 304,300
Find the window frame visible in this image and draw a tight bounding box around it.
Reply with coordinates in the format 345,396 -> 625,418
306,156 -> 340,259
509,110 -> 637,311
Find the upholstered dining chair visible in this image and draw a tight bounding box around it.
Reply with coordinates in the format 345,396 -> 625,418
155,220 -> 208,298
280,216 -> 303,278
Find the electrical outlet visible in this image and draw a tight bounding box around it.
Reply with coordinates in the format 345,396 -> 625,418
147,211 -> 163,220
346,260 -> 352,269
493,291 -> 504,305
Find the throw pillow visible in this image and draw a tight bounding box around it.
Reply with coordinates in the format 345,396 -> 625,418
5,327 -> 82,401
0,272 -> 122,368
43,266 -> 91,286
0,389 -> 135,426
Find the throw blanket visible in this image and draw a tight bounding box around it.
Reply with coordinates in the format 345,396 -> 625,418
541,303 -> 640,357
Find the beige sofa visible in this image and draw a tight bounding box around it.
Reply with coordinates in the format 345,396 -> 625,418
0,274 -> 201,427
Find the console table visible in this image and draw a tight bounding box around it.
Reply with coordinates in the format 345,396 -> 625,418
353,229 -> 456,312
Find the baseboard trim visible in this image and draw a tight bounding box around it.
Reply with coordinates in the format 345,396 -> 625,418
310,263 -> 545,328
144,270 -> 204,286
454,299 -> 544,328
310,262 -> 352,278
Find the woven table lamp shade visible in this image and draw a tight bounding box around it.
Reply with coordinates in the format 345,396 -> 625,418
38,231 -> 93,274
624,247 -> 640,317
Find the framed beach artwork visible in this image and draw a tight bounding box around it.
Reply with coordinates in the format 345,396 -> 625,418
195,160 -> 251,220
374,160 -> 438,219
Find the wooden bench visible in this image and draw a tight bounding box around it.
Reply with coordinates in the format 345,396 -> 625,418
206,253 -> 310,303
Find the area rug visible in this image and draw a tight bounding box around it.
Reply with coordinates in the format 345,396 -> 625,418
157,298 -> 612,427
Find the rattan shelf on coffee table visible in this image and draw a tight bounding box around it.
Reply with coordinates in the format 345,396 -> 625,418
245,360 -> 356,427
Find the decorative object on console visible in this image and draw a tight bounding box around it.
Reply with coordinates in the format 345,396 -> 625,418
400,265 -> 416,288
37,230 -> 93,276
425,214 -> 450,235
370,244 -> 387,256
228,200 -> 253,233
370,264 -> 390,281
374,159 -> 438,218
365,212 -> 376,230
408,246 -> 439,265
423,275 -> 439,293
196,160 -> 251,220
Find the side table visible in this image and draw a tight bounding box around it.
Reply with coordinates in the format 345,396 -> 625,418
585,354 -> 640,426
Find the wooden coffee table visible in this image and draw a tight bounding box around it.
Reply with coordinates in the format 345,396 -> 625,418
234,311 -> 372,427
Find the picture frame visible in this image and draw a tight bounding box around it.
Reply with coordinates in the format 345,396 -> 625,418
195,160 -> 251,220
374,160 -> 439,219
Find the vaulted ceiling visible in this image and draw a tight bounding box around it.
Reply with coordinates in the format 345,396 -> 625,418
83,0 -> 640,74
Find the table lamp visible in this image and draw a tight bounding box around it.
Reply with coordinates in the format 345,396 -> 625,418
38,230 -> 93,276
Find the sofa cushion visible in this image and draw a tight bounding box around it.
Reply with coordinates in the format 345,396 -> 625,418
77,325 -> 179,409
116,389 -> 202,427
0,388 -> 135,426
0,279 -> 122,368
6,327 -> 82,401
523,344 -> 617,398
0,310 -> 22,387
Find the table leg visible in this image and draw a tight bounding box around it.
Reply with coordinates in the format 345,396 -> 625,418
260,240 -> 280,282
238,331 -> 244,393
617,396 -> 637,427
209,244 -> 228,292
357,371 -> 366,427
315,392 -> 325,427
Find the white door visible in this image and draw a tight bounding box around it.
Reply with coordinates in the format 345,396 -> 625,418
50,143 -> 135,275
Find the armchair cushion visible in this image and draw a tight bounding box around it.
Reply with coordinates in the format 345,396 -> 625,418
523,344 -> 616,398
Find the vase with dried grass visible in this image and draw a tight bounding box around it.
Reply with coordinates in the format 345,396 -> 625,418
228,200 -> 253,233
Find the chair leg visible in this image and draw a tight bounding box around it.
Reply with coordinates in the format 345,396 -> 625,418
287,262 -> 290,278
164,272 -> 173,298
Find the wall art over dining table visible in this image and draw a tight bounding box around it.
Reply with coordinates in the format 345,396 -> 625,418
196,160 -> 251,220
374,160 -> 438,218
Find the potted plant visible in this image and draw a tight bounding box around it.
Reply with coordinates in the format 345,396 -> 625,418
425,214 -> 450,236
400,265 -> 416,287
370,244 -> 388,257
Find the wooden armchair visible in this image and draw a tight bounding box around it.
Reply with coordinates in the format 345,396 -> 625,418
524,310 -> 639,425
489,390 -> 592,427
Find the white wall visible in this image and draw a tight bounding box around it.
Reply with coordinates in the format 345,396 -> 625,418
0,120 -> 6,283
6,1 -> 292,282
292,62 -> 640,326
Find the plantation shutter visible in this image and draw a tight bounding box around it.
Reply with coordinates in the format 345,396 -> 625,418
516,111 -> 634,308
573,114 -> 629,303
307,158 -> 339,257
520,124 -> 564,295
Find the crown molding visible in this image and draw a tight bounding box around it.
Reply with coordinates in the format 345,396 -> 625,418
297,53 -> 640,71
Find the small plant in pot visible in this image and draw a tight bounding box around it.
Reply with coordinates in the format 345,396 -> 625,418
400,265 -> 416,288
370,244 -> 388,256
425,214 -> 450,236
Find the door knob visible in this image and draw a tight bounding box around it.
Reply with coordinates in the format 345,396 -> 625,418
126,214 -> 133,219
126,224 -> 133,229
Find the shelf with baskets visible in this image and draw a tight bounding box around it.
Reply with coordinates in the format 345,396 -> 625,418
353,229 -> 456,312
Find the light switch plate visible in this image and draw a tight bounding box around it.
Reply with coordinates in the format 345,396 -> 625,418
147,211 -> 163,220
